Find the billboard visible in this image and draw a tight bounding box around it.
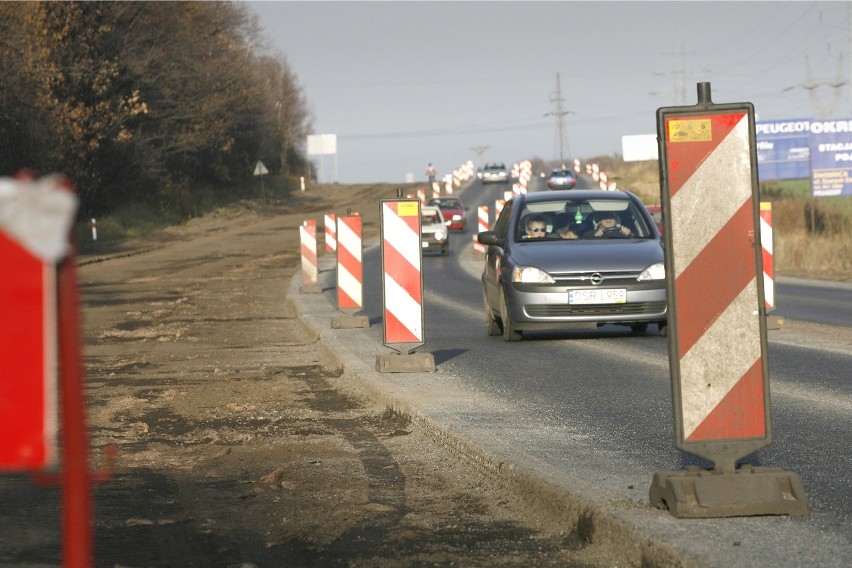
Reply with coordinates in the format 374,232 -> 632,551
306,134 -> 337,156
808,119 -> 852,196
754,119 -> 810,181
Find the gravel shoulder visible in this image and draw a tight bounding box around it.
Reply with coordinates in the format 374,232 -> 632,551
1,185 -> 616,567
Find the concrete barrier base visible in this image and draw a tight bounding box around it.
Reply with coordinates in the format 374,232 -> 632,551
649,464 -> 809,518
331,313 -> 370,329
376,351 -> 436,373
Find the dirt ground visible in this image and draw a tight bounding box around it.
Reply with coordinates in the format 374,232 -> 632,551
0,184 -> 627,567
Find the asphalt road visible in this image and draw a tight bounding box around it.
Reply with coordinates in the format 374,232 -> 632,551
298,177 -> 852,567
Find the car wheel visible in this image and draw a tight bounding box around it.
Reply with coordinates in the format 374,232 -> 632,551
499,291 -> 522,342
484,291 -> 502,336
631,323 -> 648,334
657,321 -> 667,337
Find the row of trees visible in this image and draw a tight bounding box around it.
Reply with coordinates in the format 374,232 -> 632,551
0,1 -> 312,218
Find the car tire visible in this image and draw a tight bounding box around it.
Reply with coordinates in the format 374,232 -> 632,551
499,291 -> 522,342
631,323 -> 648,334
484,291 -> 502,336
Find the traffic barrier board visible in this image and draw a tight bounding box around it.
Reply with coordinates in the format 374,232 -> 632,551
649,83 -> 808,518
332,214 -> 368,329
376,197 -> 434,372
299,219 -> 320,294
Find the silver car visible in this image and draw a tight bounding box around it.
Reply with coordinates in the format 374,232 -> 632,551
421,205 -> 449,255
480,162 -> 509,183
477,190 -> 666,341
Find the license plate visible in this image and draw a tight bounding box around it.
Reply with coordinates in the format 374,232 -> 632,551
568,288 -> 626,304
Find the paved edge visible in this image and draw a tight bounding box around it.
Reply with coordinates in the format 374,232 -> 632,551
286,263 -> 707,568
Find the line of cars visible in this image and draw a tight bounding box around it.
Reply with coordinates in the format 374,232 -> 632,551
420,195 -> 469,255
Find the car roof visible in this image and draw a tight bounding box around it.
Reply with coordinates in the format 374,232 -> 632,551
422,205 -> 441,212
519,189 -> 635,203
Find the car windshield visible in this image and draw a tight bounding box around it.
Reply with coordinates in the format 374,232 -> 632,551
516,198 -> 654,241
431,198 -> 461,208
422,210 -> 442,225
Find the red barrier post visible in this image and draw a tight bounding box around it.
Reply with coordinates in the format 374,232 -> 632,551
649,83 -> 808,517
332,214 -> 368,329
299,220 -> 320,294
376,195 -> 434,372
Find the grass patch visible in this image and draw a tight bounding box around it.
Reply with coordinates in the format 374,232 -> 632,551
604,158 -> 852,281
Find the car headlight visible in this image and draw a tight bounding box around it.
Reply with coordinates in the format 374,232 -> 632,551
512,266 -> 555,284
452,214 -> 462,221
637,262 -> 666,281
434,231 -> 446,241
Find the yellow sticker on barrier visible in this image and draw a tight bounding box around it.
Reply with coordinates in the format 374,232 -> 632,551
668,119 -> 712,143
397,201 -> 418,216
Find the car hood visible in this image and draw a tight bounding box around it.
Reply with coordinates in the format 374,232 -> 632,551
509,239 -> 663,272
421,223 -> 445,234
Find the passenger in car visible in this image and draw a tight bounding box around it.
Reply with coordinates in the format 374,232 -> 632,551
584,211 -> 633,238
523,215 -> 550,239
552,213 -> 580,239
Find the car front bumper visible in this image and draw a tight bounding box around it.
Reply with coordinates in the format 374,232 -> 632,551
503,282 -> 666,329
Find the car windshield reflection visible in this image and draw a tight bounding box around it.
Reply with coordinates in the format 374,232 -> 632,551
516,199 -> 654,241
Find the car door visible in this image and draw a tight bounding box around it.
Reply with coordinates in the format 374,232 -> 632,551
482,200 -> 514,311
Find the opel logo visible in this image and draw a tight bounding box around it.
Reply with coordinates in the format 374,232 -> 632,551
590,273 -> 604,285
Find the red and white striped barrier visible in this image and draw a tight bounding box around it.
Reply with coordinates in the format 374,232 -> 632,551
91,218 -> 97,241
324,213 -> 337,253
376,198 -> 434,372
336,215 -> 363,310
495,199 -> 506,220
432,182 -> 441,199
417,188 -> 426,203
759,202 -> 775,312
665,112 -> 767,446
299,219 -> 320,293
651,88 -> 807,517
473,205 -> 489,254
332,214 -> 369,328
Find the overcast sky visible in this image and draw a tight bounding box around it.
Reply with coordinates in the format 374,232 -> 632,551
246,1 -> 851,183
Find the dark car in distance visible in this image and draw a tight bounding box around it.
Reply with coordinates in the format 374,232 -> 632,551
477,190 -> 666,341
428,196 -> 468,232
546,168 -> 576,189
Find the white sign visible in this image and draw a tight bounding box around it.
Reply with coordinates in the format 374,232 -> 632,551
307,134 -> 337,156
622,134 -> 659,162
253,160 -> 269,176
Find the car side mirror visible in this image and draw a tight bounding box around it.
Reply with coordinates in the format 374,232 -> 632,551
477,231 -> 503,246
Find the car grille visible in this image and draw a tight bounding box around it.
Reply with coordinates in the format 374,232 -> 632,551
526,301 -> 666,317
551,271 -> 642,284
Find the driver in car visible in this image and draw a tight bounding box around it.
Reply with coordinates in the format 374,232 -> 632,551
584,211 -> 632,238
523,215 -> 550,239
